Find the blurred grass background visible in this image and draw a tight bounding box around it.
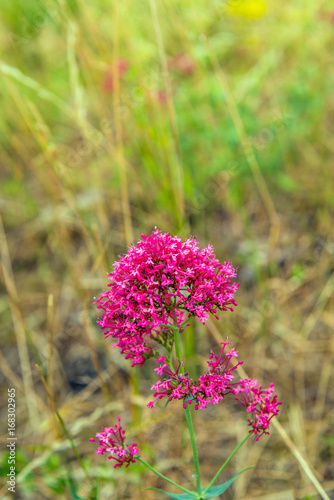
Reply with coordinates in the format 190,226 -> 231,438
0,0 -> 334,498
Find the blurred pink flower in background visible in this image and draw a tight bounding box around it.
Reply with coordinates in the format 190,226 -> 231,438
169,53 -> 196,76
103,60 -> 129,92
155,90 -> 167,104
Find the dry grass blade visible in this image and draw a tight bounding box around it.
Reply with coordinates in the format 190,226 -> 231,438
47,294 -> 54,403
0,214 -> 38,424
0,61 -> 72,117
149,0 -> 185,224
299,271 -> 334,339
206,318 -> 331,500
273,420 -> 331,500
67,20 -> 87,127
0,350 -> 24,394
35,364 -> 94,489
204,38 -> 280,250
112,0 -> 133,245
82,296 -> 110,402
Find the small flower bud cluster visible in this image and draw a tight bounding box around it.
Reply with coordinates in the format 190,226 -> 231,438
90,417 -> 139,468
148,342 -> 281,439
148,342 -> 242,410
232,380 -> 282,440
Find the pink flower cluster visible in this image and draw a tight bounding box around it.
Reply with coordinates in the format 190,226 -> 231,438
95,230 -> 239,366
233,380 -> 282,440
90,417 -> 139,468
148,342 -> 242,410
148,342 -> 281,440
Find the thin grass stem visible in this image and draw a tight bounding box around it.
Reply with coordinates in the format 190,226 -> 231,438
112,0 -> 133,245
204,38 -> 280,249
148,0 -> 185,227
0,214 -> 38,423
35,364 -> 94,489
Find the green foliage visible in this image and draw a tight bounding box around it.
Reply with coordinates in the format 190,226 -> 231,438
291,263 -> 305,285
146,467 -> 252,499
146,490 -> 196,500
200,468 -> 253,498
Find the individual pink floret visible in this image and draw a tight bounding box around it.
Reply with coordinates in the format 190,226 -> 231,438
95,230 -> 239,366
232,379 -> 282,440
90,416 -> 139,468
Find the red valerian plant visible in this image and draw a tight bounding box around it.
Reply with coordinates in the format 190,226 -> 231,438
91,230 -> 281,499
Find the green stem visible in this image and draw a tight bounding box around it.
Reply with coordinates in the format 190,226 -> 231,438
174,327 -> 202,495
137,457 -> 195,496
184,405 -> 201,494
201,433 -> 251,496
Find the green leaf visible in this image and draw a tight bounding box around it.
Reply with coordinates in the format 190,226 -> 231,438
144,488 -> 197,499
201,467 -> 253,499
144,469 -> 253,500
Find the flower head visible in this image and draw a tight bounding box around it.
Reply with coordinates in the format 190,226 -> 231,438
95,230 -> 238,366
90,417 -> 139,468
148,342 -> 242,410
232,380 -> 282,440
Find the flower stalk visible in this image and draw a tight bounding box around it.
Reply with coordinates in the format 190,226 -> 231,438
201,433 -> 251,496
174,325 -> 202,494
137,457 -> 195,496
